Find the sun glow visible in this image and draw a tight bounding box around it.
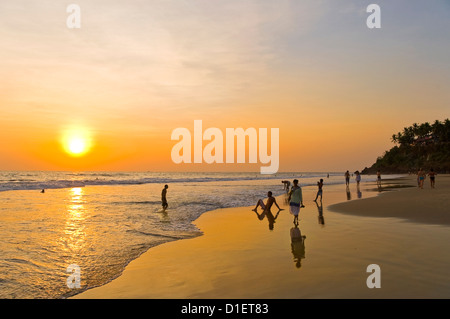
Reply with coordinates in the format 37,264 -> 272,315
62,128 -> 92,157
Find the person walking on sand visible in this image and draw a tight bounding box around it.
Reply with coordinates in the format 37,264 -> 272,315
314,179 -> 323,202
288,179 -> 304,225
345,170 -> 350,186
376,170 -> 382,188
161,185 -> 169,210
418,168 -> 426,189
355,171 -> 361,186
428,168 -> 436,189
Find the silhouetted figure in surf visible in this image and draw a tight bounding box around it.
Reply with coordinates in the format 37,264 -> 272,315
161,185 -> 169,210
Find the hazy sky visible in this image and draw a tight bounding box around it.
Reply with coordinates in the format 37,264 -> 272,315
0,0 -> 449,172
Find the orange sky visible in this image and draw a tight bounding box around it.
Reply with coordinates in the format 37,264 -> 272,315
1,1 -> 449,172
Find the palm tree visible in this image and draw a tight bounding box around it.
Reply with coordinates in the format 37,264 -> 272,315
432,120 -> 443,142
444,118 -> 450,142
391,134 -> 397,144
412,123 -> 420,137
420,122 -> 432,137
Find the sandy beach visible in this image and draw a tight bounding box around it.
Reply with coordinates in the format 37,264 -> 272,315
74,175 -> 450,299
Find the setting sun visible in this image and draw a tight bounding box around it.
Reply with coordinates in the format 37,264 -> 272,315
68,137 -> 87,155
62,128 -> 92,157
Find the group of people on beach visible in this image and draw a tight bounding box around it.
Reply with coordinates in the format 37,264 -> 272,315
253,179 -> 311,227
345,170 -> 371,187
416,168 -> 437,189
252,169 -> 387,228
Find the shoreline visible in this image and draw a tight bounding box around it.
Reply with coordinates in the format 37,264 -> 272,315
73,175 -> 450,299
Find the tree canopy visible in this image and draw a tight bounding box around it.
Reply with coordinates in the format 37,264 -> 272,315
362,119 -> 450,174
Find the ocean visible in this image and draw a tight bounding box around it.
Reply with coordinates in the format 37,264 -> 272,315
0,171 -> 389,298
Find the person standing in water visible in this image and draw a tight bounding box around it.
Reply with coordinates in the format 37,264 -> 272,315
161,185 -> 169,210
376,170 -> 382,188
288,179 -> 304,225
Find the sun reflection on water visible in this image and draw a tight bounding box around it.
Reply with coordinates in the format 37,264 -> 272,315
63,187 -> 87,255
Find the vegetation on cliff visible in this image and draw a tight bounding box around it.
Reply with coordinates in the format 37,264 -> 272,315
362,119 -> 450,174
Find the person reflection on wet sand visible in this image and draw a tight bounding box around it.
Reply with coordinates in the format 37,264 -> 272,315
357,183 -> 362,199
316,200 -> 325,226
253,209 -> 281,231
290,223 -> 306,268
346,185 -> 351,200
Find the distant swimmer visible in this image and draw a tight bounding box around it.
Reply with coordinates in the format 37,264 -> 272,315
161,185 -> 169,210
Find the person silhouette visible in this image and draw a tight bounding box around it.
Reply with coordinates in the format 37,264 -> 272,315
345,170 -> 350,186
428,168 -> 436,188
314,179 -> 323,202
377,170 -> 382,188
161,185 -> 169,210
288,179 -> 304,225
355,171 -> 361,186
252,191 -> 282,230
281,180 -> 291,192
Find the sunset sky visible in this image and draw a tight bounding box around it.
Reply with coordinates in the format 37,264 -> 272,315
1,0 -> 449,172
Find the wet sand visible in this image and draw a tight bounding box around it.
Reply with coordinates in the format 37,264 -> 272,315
74,177 -> 450,299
